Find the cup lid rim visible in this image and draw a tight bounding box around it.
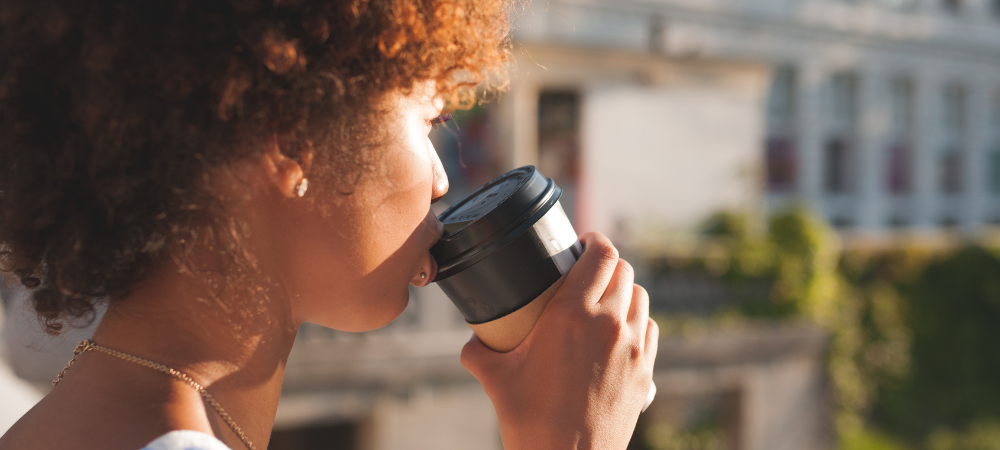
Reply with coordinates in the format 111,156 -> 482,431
431,165 -> 560,277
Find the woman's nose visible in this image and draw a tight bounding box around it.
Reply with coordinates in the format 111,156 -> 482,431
427,137 -> 449,203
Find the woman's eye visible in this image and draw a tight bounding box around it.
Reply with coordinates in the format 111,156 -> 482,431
430,114 -> 452,128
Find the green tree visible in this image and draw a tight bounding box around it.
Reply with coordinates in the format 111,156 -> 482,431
875,247 -> 1000,440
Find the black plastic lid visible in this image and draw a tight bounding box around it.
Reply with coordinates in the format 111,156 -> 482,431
431,166 -> 561,280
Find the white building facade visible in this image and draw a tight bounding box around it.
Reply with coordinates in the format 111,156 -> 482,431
507,0 -> 1000,236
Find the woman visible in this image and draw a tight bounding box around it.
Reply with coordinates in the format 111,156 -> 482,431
0,1 -> 658,449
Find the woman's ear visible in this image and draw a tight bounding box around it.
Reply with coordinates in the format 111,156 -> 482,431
259,135 -> 305,198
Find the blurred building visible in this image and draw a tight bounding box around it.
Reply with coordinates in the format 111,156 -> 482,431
271,286 -> 502,450
1,281 -> 831,450
471,39 -> 770,239
482,0 -> 1000,238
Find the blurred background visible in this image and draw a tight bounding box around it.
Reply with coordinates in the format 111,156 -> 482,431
4,0 -> 1000,449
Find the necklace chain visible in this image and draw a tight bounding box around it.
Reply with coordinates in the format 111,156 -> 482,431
52,340 -> 256,450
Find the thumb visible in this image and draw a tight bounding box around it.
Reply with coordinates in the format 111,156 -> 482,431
461,333 -> 503,383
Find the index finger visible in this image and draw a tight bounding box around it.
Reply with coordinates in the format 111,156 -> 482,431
554,232 -> 620,308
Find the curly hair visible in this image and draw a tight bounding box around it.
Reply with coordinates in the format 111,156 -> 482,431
0,0 -> 512,334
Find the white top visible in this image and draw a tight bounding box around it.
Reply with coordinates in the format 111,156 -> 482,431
141,430 -> 232,450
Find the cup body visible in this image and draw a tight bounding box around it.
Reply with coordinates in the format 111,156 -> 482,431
438,202 -> 581,351
432,166 -> 581,351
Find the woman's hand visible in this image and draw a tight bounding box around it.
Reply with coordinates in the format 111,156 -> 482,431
461,232 -> 659,450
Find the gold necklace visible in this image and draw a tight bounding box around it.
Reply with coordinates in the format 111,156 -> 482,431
52,340 -> 255,450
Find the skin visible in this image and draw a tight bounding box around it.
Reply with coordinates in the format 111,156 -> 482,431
0,82 -> 657,450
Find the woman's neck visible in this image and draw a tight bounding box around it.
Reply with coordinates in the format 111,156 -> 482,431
87,259 -> 299,450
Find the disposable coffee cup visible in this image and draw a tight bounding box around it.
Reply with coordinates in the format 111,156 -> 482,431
431,165 -> 656,411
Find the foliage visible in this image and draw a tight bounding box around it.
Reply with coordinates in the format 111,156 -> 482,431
871,247 -> 1000,439
834,245 -> 1000,449
644,422 -> 727,450
652,208 -> 1000,449
927,420 -> 1000,450
703,207 -> 885,436
840,428 -> 912,450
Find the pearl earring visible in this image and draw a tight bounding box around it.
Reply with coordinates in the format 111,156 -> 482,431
420,272 -> 427,279
294,178 -> 309,197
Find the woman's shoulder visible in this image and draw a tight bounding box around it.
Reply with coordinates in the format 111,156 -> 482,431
141,430 -> 232,450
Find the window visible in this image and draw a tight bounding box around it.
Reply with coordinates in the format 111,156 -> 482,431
888,216 -> 910,229
890,78 -> 914,135
943,83 -> 966,139
887,143 -> 913,194
887,78 -> 914,195
766,66 -> 798,193
831,216 -> 855,229
826,138 -> 854,193
991,91 -> 1000,132
538,91 -> 581,223
767,67 -> 796,130
766,137 -> 797,192
941,149 -> 963,194
940,83 -> 966,195
990,150 -> 1000,194
829,73 -> 857,132
989,92 -> 1000,195
824,73 -> 857,194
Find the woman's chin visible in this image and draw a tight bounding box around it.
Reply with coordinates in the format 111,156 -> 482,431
314,291 -> 410,333
366,294 -> 411,330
